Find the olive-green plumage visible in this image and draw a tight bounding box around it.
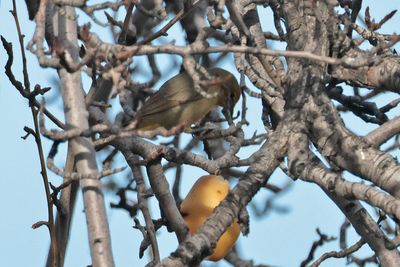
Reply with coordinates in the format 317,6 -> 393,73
130,68 -> 241,131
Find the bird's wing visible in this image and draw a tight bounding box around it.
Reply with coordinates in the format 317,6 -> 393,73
135,72 -> 205,118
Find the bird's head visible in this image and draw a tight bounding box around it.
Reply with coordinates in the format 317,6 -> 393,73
209,68 -> 241,117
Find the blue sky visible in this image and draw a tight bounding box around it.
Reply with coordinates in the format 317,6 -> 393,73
1,1 -> 399,266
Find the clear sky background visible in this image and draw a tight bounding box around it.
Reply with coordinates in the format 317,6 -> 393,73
1,1 -> 400,267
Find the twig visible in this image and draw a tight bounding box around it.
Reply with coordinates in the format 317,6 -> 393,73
5,1 -> 59,265
117,2 -> 134,44
139,9 -> 185,45
300,229 -> 336,267
130,153 -> 160,264
309,239 -> 366,267
47,141 -> 126,180
1,36 -> 64,128
79,26 -> 372,68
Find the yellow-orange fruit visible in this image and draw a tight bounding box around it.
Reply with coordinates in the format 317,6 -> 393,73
180,175 -> 240,261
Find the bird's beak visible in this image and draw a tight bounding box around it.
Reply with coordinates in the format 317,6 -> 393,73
221,85 -> 235,124
228,103 -> 235,119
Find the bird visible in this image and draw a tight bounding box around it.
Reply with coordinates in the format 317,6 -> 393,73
128,68 -> 241,132
180,175 -> 240,261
